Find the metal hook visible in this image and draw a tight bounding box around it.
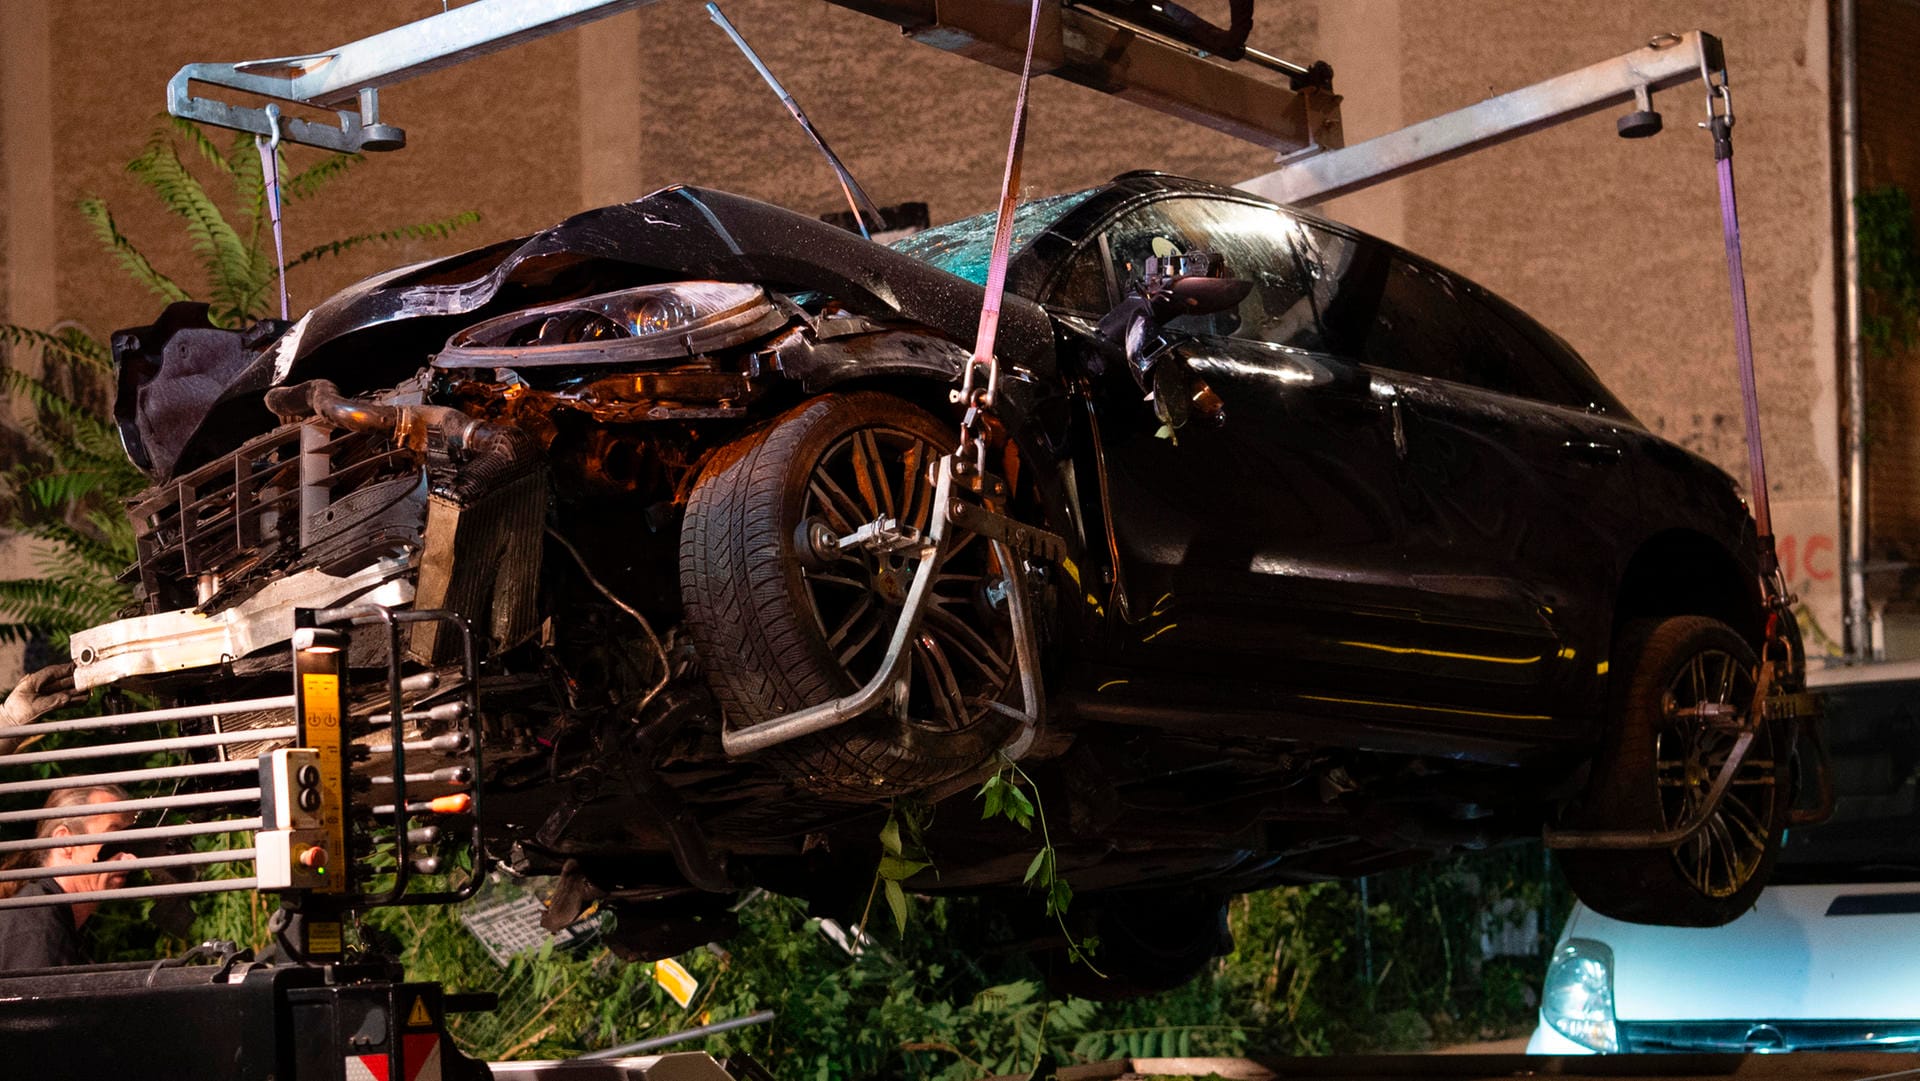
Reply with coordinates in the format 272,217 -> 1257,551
262,102 -> 283,150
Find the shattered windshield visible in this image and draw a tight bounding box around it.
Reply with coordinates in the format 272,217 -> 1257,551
890,189 -> 1096,284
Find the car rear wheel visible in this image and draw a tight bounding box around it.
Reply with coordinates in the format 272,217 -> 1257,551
681,392 -> 1020,797
1559,615 -> 1788,927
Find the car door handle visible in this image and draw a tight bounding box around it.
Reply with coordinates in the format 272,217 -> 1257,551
1562,440 -> 1623,463
1369,377 -> 1407,459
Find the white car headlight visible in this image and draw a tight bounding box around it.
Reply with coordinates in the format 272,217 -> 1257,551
438,281 -> 786,369
1542,939 -> 1619,1053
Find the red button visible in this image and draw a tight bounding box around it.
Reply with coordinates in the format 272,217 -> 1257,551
298,846 -> 328,869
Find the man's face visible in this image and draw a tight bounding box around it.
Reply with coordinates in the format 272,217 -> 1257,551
45,792 -> 136,896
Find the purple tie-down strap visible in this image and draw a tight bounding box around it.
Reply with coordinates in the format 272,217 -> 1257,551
1717,152 -> 1771,547
255,137 -> 289,322
965,0 -> 1045,407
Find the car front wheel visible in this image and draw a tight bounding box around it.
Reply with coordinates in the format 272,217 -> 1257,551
1558,615 -> 1788,927
681,392 -> 1022,797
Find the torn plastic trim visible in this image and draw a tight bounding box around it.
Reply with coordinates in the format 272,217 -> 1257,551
69,556 -> 414,690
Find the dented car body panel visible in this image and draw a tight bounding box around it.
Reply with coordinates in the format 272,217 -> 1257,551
75,172 -> 1796,957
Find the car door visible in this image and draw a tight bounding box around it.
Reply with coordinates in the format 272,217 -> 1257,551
1310,235 -> 1631,722
1063,196 -> 1436,706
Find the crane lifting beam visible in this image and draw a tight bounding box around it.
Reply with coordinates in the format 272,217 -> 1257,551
166,0 -> 1342,157
1241,30 -> 1724,206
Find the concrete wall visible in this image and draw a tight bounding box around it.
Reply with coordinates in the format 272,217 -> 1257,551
0,0 -> 1846,673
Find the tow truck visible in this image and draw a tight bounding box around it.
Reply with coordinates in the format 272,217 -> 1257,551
0,3 -> 1811,1077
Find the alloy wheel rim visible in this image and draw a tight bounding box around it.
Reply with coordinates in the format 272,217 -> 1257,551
798,424 -> 1015,734
1653,648 -> 1775,899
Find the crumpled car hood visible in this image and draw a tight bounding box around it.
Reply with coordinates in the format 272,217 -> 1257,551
115,184 -> 1056,482
278,184 -> 1056,385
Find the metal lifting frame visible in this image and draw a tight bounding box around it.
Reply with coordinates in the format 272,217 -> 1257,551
1241,30 -> 1727,206
165,0 -> 1341,156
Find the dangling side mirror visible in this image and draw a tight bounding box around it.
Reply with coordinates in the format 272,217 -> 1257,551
1092,249 -> 1253,391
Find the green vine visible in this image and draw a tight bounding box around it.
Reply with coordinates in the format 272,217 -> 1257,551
864,801 -> 934,934
858,758 -> 1099,972
1859,184 -> 1920,357
978,756 -> 1100,971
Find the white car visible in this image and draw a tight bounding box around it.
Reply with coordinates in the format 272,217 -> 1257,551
1531,660 -> 1920,1054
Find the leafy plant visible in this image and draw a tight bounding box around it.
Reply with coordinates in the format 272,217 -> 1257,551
1859,184 -> 1919,358
977,757 -> 1097,968
0,118 -> 478,646
0,326 -> 140,647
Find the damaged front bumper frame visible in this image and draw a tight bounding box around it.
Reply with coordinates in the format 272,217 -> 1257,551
70,557 -> 415,691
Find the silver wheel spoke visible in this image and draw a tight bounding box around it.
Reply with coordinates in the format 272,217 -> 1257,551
824,595 -> 877,650
807,573 -> 870,591
924,606 -> 1013,684
809,476 -> 864,533
836,613 -> 885,668
899,441 -> 927,531
913,636 -> 970,731
848,430 -> 892,518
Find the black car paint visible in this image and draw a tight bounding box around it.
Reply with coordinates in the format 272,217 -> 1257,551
999,174 -> 1766,766
110,173 -> 1770,798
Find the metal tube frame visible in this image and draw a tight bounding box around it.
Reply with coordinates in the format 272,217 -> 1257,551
1836,0 -> 1870,659
167,0 -> 652,152
0,847 -> 255,883
0,788 -> 261,825
18,695 -> 295,738
0,759 -> 255,797
1240,30 -> 1725,206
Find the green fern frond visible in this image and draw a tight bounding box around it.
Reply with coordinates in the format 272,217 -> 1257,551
0,324 -> 111,371
284,152 -> 363,200
77,198 -> 191,306
227,131 -> 269,245
0,366 -> 110,431
285,210 -> 482,270
14,518 -> 132,574
127,137 -> 259,322
165,115 -> 235,177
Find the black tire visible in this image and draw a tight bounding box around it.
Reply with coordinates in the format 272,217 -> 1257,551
1559,615 -> 1788,927
681,392 -> 1019,797
1037,891 -> 1230,1002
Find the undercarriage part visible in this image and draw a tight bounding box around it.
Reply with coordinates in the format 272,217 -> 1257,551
264,378 -> 529,465
621,689 -> 730,893
602,897 -> 741,962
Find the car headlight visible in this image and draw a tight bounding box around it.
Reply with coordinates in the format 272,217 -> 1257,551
437,281 -> 787,369
1541,939 -> 1618,1053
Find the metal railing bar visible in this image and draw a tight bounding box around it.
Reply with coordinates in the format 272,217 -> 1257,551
2,726 -> 298,767
0,760 -> 253,795
0,788 -> 261,825
0,877 -> 258,911
0,848 -> 255,882
18,696 -> 296,736
0,817 -> 263,855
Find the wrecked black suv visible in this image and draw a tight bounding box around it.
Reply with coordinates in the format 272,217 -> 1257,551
72,171 -> 1807,992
